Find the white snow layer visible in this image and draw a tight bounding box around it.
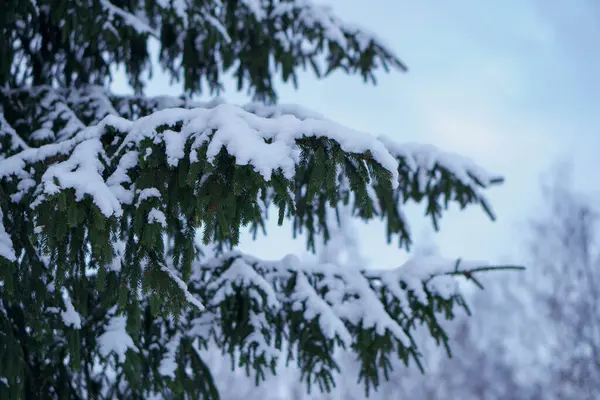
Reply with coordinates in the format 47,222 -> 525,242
0,209 -> 16,262
201,249 -> 485,351
158,334 -> 182,379
61,289 -> 82,329
99,0 -> 400,63
0,101 -> 496,223
97,314 -> 138,363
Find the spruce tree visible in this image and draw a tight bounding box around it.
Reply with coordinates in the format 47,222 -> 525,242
0,1 -> 522,399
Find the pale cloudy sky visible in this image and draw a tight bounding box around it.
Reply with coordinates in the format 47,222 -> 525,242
113,0 -> 600,268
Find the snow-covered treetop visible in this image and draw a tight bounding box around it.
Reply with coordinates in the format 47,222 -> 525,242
0,2 -> 520,399
2,0 -> 405,102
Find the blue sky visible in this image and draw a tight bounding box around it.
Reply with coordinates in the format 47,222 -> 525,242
113,0 -> 600,268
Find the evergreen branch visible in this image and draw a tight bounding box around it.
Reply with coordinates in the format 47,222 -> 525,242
189,249 -> 517,395
99,0 -> 158,37
160,264 -> 204,311
0,111 -> 28,153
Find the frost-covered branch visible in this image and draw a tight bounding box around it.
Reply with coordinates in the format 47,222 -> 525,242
99,0 -> 158,37
0,86 -> 511,398
0,85 -> 502,318
190,249 -> 520,393
2,1 -> 406,99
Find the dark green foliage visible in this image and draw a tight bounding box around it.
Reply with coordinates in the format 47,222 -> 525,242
1,0 -> 405,102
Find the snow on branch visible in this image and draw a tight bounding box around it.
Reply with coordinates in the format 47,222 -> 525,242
1,87 -> 498,206
29,137 -> 122,217
0,210 -> 16,263
193,250 -> 519,389
380,137 -> 501,221
290,271 -> 353,347
158,333 -> 182,379
98,310 -> 139,363
0,111 -> 28,154
92,0 -> 404,73
0,85 -> 503,320
28,87 -> 88,142
161,264 -> 205,311
270,0 -> 403,65
60,288 -> 82,329
99,0 -> 158,37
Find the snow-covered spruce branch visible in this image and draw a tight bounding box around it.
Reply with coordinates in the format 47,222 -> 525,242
6,1 -> 404,98
187,251 -> 522,394
79,249 -> 521,396
0,86 -> 499,294
99,0 -> 158,37
0,85 -> 510,397
96,0 -> 405,71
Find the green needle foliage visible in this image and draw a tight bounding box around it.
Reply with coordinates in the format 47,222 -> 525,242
0,1 -> 521,399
